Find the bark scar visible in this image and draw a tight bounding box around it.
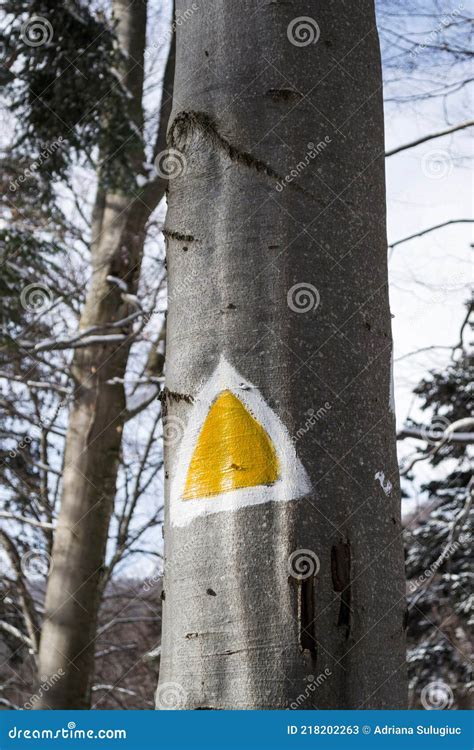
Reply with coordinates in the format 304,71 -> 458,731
168,110 -> 318,201
160,388 -> 194,405
299,576 -> 317,653
290,571 -> 317,654
162,229 -> 196,243
159,388 -> 194,419
331,541 -> 352,636
266,88 -> 303,102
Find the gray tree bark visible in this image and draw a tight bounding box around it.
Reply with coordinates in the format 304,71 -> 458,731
36,0 -> 174,709
158,0 -> 407,709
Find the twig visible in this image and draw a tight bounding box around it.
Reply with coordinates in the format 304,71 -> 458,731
388,219 -> 474,250
386,120 -> 474,157
0,512 -> 56,530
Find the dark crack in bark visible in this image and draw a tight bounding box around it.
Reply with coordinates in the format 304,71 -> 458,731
331,541 -> 352,637
163,228 -> 196,243
168,110 -> 321,202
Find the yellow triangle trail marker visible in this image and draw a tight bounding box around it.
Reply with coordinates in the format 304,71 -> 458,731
183,389 -> 280,500
170,357 -> 311,527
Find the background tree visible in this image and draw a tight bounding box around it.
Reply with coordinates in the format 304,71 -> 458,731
377,0 -> 473,711
400,301 -> 473,709
0,0 -> 173,709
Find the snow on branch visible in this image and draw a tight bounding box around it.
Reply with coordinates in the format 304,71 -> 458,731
0,621 -> 33,649
400,418 -> 474,475
0,513 -> 56,531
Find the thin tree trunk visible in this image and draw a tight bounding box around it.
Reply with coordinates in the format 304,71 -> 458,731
36,1 -> 174,709
159,1 -> 407,709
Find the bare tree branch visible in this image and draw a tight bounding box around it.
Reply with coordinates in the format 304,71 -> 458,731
400,418 -> 474,475
0,529 -> 41,658
389,219 -> 474,250
386,120 -> 473,156
0,621 -> 33,649
0,513 -> 56,530
398,428 -> 474,444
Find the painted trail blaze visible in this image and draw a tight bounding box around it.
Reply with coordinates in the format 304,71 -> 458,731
183,390 -> 280,500
170,357 -> 311,527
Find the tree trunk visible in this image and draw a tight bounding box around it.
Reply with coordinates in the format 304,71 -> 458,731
36,0 -> 174,709
158,0 -> 407,709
